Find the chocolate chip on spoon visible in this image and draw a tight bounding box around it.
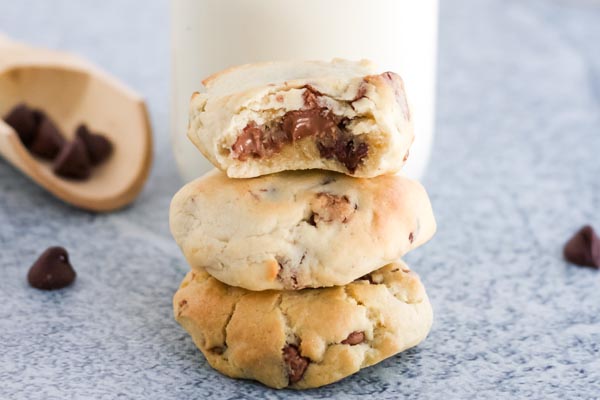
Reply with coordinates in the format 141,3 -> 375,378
75,124 -> 113,165
564,225 -> 600,268
27,246 -> 76,290
29,116 -> 65,159
3,103 -> 38,146
53,136 -> 92,180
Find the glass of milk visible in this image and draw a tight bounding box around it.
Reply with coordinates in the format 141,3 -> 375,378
170,0 -> 438,181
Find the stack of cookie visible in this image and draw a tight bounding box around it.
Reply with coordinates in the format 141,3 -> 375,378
169,59 -> 436,389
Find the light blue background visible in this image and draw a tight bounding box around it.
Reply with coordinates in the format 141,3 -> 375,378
1,1 -> 600,398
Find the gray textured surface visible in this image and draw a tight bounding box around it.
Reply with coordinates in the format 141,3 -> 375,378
1,0 -> 600,398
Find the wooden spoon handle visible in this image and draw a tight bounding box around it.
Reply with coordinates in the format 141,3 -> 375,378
0,33 -> 13,46
0,33 -> 27,51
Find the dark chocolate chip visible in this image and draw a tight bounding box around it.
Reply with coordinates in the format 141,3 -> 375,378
29,116 -> 65,159
307,213 -> 317,227
3,103 -> 38,146
27,246 -> 76,290
564,225 -> 600,268
75,124 -> 113,165
409,232 -> 414,243
341,331 -> 365,345
53,136 -> 92,180
282,345 -> 309,384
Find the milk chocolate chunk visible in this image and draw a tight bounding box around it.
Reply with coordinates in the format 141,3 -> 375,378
282,109 -> 338,142
3,103 -> 38,147
30,117 -> 65,159
341,331 -> 365,345
27,247 -> 76,290
282,345 -> 309,384
53,136 -> 92,180
75,124 -> 113,165
564,225 -> 600,268
232,108 -> 368,172
231,122 -> 288,161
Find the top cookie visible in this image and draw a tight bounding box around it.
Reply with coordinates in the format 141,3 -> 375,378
188,59 -> 413,178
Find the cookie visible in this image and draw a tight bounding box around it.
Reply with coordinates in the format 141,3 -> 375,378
173,261 -> 433,389
188,59 -> 413,178
170,169 -> 436,291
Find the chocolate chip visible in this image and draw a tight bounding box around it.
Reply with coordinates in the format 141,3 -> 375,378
341,331 -> 365,345
282,345 -> 309,384
409,232 -> 414,243
29,116 -> 65,159
53,136 -> 92,180
75,124 -> 113,165
564,225 -> 600,268
27,247 -> 76,290
317,137 -> 368,174
3,103 -> 38,146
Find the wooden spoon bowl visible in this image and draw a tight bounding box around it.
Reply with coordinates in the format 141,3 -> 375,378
0,34 -> 152,212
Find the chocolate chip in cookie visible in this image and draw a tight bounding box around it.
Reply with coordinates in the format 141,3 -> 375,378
564,225 -> 600,268
341,331 -> 365,345
27,247 -> 76,290
282,345 -> 309,384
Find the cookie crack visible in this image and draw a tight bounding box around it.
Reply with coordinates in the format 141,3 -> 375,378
277,294 -> 294,344
219,291 -> 245,360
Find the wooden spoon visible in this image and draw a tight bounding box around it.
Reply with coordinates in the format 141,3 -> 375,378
0,34 -> 152,212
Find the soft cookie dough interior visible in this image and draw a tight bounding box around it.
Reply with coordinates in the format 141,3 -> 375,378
224,85 -> 376,174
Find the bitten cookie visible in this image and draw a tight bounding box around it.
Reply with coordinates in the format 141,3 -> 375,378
173,261 -> 433,389
169,170 -> 436,291
188,59 -> 413,178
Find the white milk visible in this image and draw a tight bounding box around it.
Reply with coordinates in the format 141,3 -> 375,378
170,0 -> 438,181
